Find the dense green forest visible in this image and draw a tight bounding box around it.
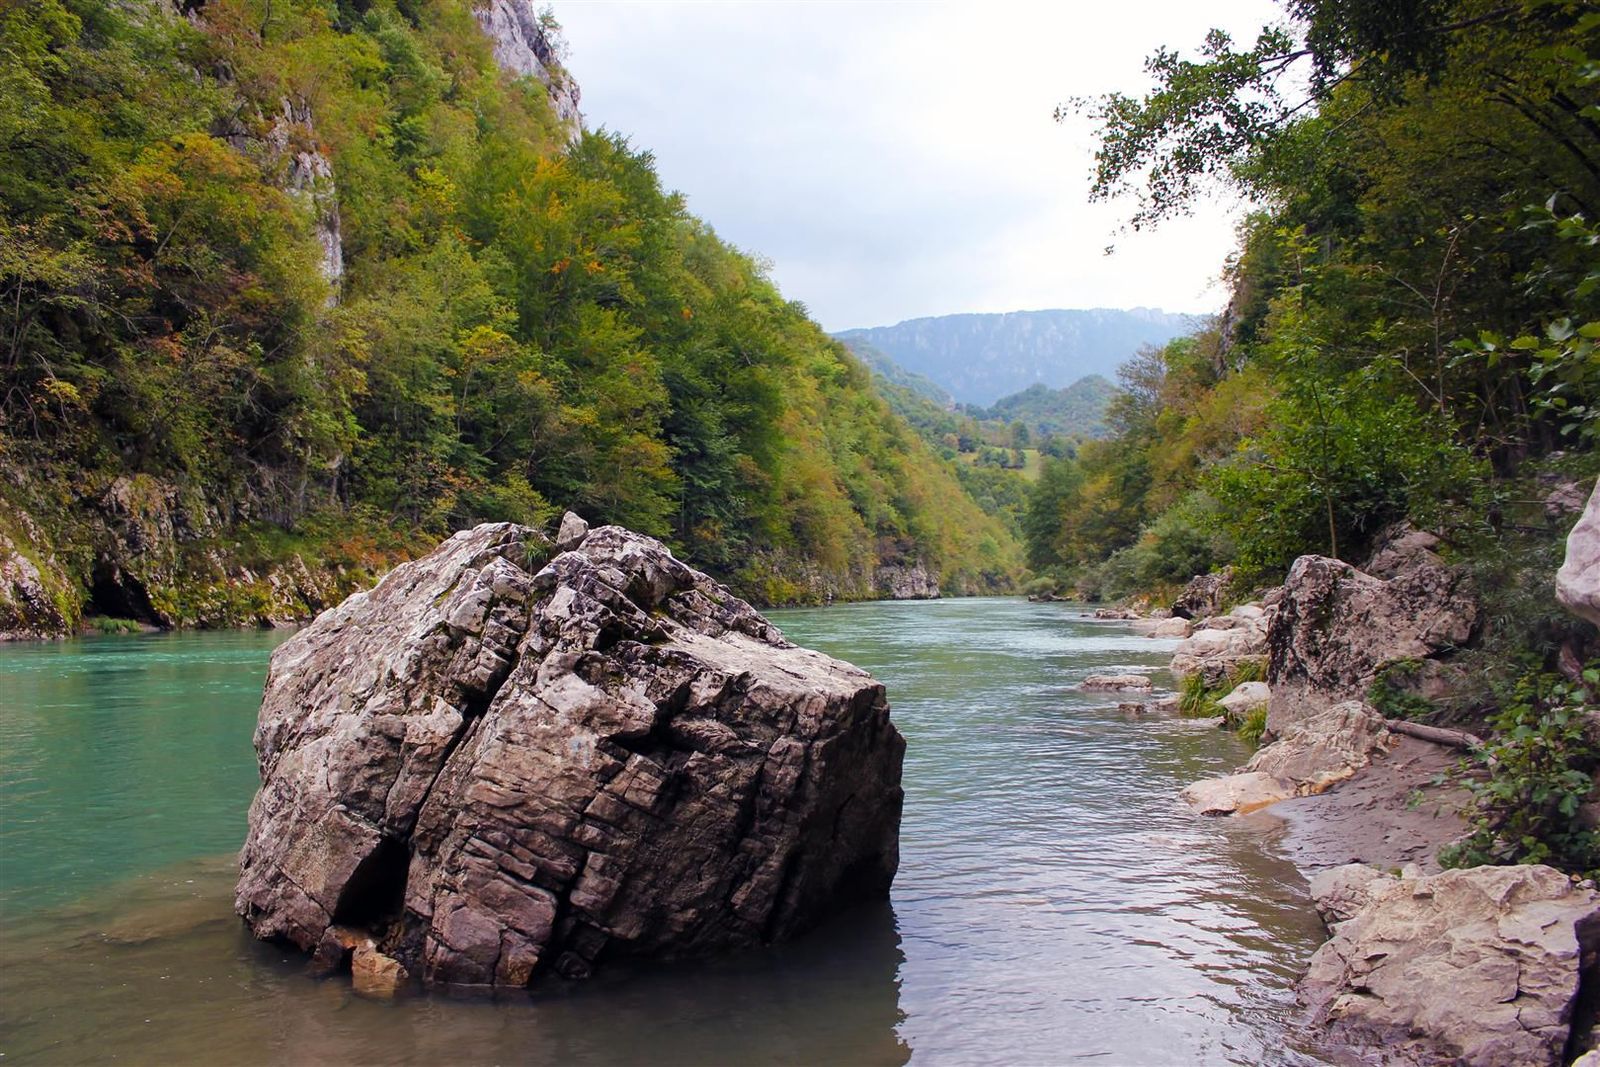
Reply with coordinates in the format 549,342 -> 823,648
0,0 -> 1020,634
1026,0 -> 1598,611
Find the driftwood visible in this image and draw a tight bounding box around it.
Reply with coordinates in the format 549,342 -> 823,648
1384,718 -> 1484,751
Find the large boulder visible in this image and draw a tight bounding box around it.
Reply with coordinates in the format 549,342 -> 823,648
235,521 -> 905,991
1266,553 -> 1476,737
1303,863 -> 1600,1066
1558,480 -> 1600,629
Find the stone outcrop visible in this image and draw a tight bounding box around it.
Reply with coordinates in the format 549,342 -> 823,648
0,510 -> 76,641
474,0 -> 583,140
1172,569 -> 1232,619
1303,863 -> 1600,1066
1265,553 -> 1476,738
873,560 -> 940,600
1181,701 -> 1393,816
1558,479 -> 1600,629
1169,603 -> 1270,686
89,474 -> 363,630
235,520 -> 905,991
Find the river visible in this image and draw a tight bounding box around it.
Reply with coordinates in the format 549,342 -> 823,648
0,597 -> 1329,1065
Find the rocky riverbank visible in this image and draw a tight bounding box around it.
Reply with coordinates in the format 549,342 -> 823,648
1164,483 -> 1600,1062
1096,478 -> 1600,1066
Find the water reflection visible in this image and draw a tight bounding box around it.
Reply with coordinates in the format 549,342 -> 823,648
0,857 -> 908,1066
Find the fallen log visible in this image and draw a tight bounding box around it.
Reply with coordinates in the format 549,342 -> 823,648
1383,718 -> 1484,751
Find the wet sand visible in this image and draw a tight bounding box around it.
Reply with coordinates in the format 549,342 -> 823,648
1242,736 -> 1470,877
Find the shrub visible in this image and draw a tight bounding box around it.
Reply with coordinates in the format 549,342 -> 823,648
1228,658 -> 1265,685
1367,659 -> 1435,721
1439,666 -> 1600,876
1178,673 -> 1221,718
1238,705 -> 1268,747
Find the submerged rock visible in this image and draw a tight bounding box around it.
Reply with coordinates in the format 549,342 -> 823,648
1082,673 -> 1154,692
235,521 -> 905,990
1304,863 -> 1600,1066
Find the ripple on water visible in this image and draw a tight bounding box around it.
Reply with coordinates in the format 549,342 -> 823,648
0,598 -> 1329,1065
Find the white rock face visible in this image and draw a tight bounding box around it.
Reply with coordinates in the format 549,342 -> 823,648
474,0 -> 583,140
1556,479 -> 1600,628
1304,863 -> 1600,1066
270,98 -> 343,296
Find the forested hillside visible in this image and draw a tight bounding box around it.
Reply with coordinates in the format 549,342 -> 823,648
0,0 -> 1019,637
971,377 -> 1118,438
1028,0 -> 1597,693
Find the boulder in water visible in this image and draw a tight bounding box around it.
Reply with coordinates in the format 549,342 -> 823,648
235,521 -> 905,990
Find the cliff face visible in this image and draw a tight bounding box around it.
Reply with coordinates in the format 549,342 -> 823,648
473,0 -> 583,140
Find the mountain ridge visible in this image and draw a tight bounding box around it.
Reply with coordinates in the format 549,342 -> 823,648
833,307 -> 1198,406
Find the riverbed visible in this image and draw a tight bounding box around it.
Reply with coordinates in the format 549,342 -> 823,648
0,597 -> 1330,1064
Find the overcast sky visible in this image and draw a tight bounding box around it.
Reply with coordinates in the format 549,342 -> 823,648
553,1 -> 1285,332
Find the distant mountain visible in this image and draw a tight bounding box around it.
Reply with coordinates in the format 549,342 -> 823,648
971,377 -> 1119,438
833,308 -> 1196,406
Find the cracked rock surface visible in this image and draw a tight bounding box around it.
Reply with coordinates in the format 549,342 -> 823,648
236,520 -> 905,990
1303,863 -> 1600,1066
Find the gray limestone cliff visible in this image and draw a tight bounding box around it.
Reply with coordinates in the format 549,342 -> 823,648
474,1 -> 584,140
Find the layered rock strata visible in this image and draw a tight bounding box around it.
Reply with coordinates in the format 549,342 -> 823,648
236,519 -> 905,991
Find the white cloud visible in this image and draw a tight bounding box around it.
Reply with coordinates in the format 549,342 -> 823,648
553,0 -> 1286,330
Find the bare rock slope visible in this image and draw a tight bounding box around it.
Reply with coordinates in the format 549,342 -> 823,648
236,519 -> 905,990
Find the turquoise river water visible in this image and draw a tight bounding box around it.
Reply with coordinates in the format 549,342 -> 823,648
0,597 -> 1330,1065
